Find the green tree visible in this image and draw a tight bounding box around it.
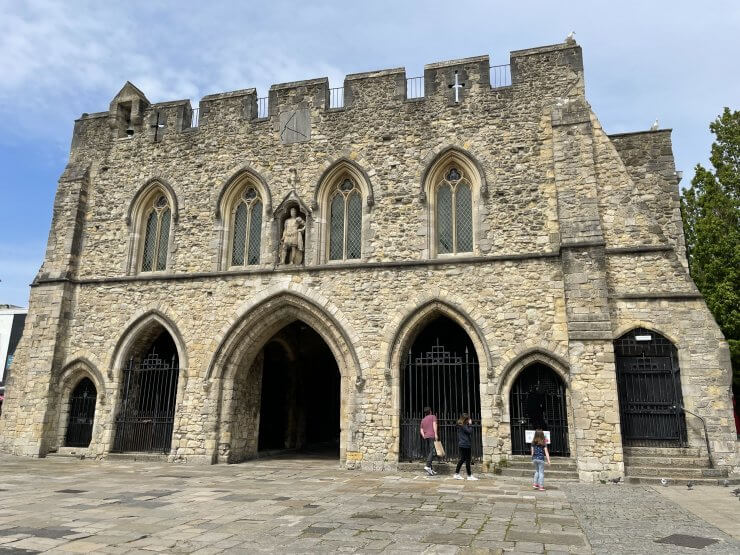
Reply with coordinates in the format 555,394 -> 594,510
681,108 -> 740,385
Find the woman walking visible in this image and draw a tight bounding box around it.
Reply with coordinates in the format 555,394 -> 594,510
453,413 -> 478,480
531,429 -> 550,491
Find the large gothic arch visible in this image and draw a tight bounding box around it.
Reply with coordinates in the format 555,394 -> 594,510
207,290 -> 361,464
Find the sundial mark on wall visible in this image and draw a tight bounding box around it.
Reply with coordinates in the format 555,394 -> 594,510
279,108 -> 311,144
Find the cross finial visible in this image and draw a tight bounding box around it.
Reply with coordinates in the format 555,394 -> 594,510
448,70 -> 465,103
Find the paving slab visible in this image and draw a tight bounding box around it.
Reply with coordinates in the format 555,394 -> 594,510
0,454 -> 738,553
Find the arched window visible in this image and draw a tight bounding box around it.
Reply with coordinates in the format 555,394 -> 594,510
230,186 -> 263,266
436,167 -> 473,254
328,178 -> 362,261
141,195 -> 171,272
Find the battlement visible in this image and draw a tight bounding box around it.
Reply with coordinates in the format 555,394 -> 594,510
70,40 -> 583,152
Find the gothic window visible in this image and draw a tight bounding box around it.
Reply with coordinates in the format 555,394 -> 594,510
230,187 -> 263,266
328,178 -> 362,260
141,195 -> 171,272
436,167 -> 473,254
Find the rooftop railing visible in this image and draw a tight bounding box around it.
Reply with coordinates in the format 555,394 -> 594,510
406,76 -> 424,99
257,96 -> 269,118
490,64 -> 511,88
190,107 -> 200,128
329,87 -> 344,109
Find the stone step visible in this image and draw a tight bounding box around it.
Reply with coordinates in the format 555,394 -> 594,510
625,476 -> 740,486
105,452 -> 169,463
625,455 -> 710,468
624,466 -> 728,479
397,462 -> 488,475
498,468 -> 579,480
623,446 -> 704,457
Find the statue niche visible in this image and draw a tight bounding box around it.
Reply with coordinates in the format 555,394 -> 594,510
273,191 -> 310,266
280,206 -> 306,265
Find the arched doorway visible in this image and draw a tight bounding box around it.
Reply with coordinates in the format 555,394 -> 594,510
64,377 -> 97,448
113,328 -> 180,453
509,363 -> 570,456
257,321 -> 341,455
614,328 -> 687,446
399,316 -> 482,462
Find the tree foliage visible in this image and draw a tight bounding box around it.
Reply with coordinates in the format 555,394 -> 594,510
680,108 -> 740,383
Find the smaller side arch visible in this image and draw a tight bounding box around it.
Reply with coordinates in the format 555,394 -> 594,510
126,177 -> 180,226
419,145 -> 488,203
54,358 -> 105,452
215,165 -> 273,220
109,308 -> 189,381
612,322 -> 683,350
59,357 -> 106,397
497,348 -> 571,401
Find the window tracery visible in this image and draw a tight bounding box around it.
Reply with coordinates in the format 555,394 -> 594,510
436,167 -> 473,254
141,195 -> 171,271
328,178 -> 362,261
230,186 -> 263,266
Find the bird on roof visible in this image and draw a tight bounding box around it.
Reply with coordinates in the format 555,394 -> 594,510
660,478 -> 668,486
686,481 -> 693,490
609,476 -> 621,484
650,119 -> 659,131
732,487 -> 740,496
566,31 -> 575,42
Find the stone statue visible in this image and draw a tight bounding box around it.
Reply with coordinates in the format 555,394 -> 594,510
280,207 -> 305,265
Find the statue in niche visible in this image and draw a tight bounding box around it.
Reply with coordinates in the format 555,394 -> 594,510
280,207 -> 306,265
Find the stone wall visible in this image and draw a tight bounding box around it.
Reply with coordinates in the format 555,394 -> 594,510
0,40 -> 736,480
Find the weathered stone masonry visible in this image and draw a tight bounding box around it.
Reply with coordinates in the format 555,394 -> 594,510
0,40 -> 736,481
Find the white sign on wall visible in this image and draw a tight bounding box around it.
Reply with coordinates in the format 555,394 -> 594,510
525,430 -> 551,444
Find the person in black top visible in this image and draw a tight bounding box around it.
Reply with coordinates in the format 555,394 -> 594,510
454,413 -> 478,480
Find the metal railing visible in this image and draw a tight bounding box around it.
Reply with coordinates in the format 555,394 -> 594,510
329,87 -> 344,109
677,405 -> 714,468
406,76 -> 424,99
257,96 -> 269,118
190,107 -> 200,128
490,64 -> 511,88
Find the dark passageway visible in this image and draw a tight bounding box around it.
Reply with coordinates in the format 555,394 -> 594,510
258,321 -> 340,456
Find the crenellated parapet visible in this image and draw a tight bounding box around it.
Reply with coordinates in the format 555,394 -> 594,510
70,42 -> 584,151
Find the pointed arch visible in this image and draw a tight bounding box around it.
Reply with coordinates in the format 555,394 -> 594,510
55,358 -> 105,452
314,157 -> 374,209
58,357 -> 106,395
126,177 -> 180,226
385,298 -> 492,378
207,290 -> 360,383
215,165 -> 272,220
314,158 -> 373,263
126,178 -> 178,274
420,146 -> 486,258
110,309 -> 188,380
497,348 -> 570,403
419,145 -> 488,203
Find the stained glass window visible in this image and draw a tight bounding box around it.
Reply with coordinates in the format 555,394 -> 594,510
436,167 -> 473,254
141,195 -> 171,272
328,178 -> 362,261
230,187 -> 262,266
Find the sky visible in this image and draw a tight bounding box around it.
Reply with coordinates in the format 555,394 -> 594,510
0,0 -> 738,307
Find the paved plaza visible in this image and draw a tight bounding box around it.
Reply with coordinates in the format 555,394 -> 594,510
0,454 -> 738,554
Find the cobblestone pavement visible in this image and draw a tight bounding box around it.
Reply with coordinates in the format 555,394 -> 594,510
0,454 -> 737,554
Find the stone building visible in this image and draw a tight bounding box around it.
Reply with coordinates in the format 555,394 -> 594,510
0,39 -> 737,482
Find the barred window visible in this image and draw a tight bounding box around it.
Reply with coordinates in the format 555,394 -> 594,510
230,187 -> 263,266
436,167 -> 473,254
329,178 -> 362,260
141,195 -> 171,272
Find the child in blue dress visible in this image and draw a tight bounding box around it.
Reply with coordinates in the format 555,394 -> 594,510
531,429 -> 550,490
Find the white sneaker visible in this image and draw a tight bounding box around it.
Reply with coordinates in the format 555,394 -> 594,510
453,473 -> 463,480
467,475 -> 479,481
424,466 -> 434,476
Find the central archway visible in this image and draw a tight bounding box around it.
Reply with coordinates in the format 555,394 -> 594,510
256,321 -> 341,455
209,291 -> 359,465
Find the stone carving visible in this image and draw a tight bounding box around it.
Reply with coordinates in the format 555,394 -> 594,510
280,207 -> 305,265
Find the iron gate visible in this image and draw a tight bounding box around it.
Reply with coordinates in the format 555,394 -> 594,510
64,378 -> 97,448
400,340 -> 481,462
113,350 -> 179,453
510,364 -> 570,456
614,328 -> 687,447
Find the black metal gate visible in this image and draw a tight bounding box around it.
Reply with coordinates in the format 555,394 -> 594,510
510,364 -> 570,456
400,340 -> 481,462
614,328 -> 687,447
65,378 -> 97,448
113,350 -> 179,453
